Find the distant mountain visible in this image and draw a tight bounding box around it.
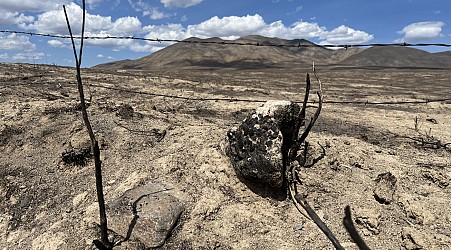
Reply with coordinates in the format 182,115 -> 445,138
339,46 -> 451,69
435,51 -> 451,58
93,36 -> 451,70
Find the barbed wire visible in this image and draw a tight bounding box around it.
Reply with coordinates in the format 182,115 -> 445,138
87,83 -> 451,105
2,30 -> 451,49
1,68 -> 450,106
2,29 -> 451,106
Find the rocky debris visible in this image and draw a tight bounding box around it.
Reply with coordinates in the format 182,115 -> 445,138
116,104 -> 136,119
398,194 -> 436,226
224,100 -> 301,188
422,170 -> 449,188
373,172 -> 397,205
0,125 -> 23,147
401,227 -> 430,250
107,183 -> 184,248
354,208 -> 381,235
61,147 -> 91,166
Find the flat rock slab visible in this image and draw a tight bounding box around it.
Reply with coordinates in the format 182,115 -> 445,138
373,172 -> 397,205
107,183 -> 184,248
224,100 -> 301,188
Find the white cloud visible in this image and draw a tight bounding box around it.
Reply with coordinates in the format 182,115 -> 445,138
187,15 -> 267,39
287,5 -> 303,15
2,3 -> 374,57
0,0 -> 70,12
0,10 -> 34,26
258,21 -> 326,39
396,21 -> 444,42
133,23 -> 185,52
126,14 -> 373,53
48,39 -> 68,48
0,10 -> 20,25
23,3 -> 112,34
86,0 -> 103,9
84,32 -> 135,49
16,2 -> 146,52
128,0 -> 171,20
0,53 -> 9,60
23,3 -> 143,37
0,33 -> 36,51
12,52 -> 45,62
320,25 -> 374,44
160,0 -> 204,8
180,14 -> 372,44
96,54 -> 104,58
110,16 -> 143,34
147,9 -> 170,20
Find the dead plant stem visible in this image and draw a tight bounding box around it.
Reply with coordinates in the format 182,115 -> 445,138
63,2 -> 111,248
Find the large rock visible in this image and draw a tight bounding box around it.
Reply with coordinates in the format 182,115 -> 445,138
107,183 -> 184,248
224,100 -> 301,188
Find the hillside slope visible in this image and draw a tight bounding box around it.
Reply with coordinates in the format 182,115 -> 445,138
93,36 -> 451,70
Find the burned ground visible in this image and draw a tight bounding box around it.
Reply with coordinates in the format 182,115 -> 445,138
1,63 -> 450,249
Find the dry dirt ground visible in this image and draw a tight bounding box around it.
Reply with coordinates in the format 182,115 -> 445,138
1,63 -> 450,249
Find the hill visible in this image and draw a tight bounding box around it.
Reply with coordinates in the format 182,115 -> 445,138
93,36 -> 451,70
339,46 -> 451,69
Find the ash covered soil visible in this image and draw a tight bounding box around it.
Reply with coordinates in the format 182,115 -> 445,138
1,63 -> 451,249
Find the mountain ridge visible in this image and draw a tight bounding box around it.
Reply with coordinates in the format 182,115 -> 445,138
93,36 -> 451,70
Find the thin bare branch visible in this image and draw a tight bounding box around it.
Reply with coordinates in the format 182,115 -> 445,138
299,73 -> 311,126
343,206 -> 371,250
294,194 -> 345,250
63,1 -> 111,248
63,6 -> 79,68
78,0 -> 86,66
297,76 -> 323,144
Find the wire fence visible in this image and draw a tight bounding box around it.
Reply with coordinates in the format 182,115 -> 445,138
86,83 -> 451,106
2,30 -> 451,49
2,29 -> 451,106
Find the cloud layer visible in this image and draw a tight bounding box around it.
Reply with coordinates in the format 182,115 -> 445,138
3,1 -> 375,56
396,21 -> 444,42
160,0 -> 205,8
2,1 -> 446,65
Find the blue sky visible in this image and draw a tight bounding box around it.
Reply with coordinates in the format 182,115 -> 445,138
0,0 -> 449,67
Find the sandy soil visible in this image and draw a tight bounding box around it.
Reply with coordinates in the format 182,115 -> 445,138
1,63 -> 450,249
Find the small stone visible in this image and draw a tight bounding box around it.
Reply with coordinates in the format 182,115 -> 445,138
373,172 -> 397,205
354,208 -> 381,235
293,224 -> 304,231
401,227 -> 429,250
107,183 -> 184,248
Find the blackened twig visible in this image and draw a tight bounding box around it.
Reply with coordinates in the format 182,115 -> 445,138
294,194 -> 345,250
63,1 -> 111,248
343,206 -> 371,250
298,67 -> 323,144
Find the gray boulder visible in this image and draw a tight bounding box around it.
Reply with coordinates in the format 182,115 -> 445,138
224,100 -> 301,188
107,183 -> 184,248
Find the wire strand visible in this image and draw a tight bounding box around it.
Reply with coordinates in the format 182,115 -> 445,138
87,83 -> 451,105
2,30 -> 451,49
